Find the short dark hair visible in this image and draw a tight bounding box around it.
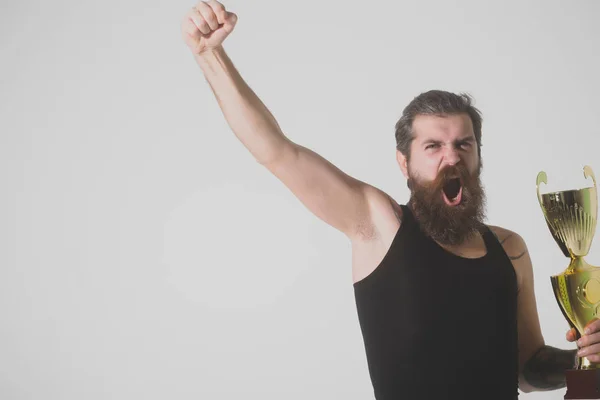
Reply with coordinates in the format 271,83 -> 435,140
394,90 -> 483,161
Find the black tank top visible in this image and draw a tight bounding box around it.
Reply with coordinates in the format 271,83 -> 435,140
353,204 -> 519,400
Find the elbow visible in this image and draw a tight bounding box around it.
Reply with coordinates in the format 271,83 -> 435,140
519,379 -> 535,393
257,139 -> 296,168
518,374 -> 536,393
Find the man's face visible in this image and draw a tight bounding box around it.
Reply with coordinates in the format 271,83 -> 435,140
399,113 -> 480,184
396,113 -> 486,245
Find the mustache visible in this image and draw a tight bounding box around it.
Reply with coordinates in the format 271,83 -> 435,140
434,164 -> 474,190
410,163 -> 474,192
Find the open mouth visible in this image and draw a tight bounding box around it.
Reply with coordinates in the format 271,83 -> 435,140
442,177 -> 463,206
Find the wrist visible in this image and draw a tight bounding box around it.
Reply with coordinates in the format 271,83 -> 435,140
195,45 -> 225,62
194,45 -> 228,75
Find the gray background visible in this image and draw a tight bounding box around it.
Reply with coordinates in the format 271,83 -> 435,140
2,0 -> 600,398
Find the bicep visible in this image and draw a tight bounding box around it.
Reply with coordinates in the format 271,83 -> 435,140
261,139 -> 375,239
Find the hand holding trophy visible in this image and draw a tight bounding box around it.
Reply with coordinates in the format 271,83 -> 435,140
537,165 -> 600,399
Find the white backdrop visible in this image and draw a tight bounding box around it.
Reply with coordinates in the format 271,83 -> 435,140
2,0 -> 600,398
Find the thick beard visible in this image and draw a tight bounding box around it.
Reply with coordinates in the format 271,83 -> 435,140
408,163 -> 487,246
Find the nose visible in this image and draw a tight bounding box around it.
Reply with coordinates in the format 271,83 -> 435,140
443,146 -> 461,166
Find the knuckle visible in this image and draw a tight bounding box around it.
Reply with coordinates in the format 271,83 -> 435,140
191,14 -> 203,24
199,1 -> 211,10
193,18 -> 208,30
195,2 -> 217,24
205,13 -> 217,24
210,1 -> 225,11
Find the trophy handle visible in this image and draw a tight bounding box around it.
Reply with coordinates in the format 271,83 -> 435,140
584,165 -> 597,190
536,171 -> 548,213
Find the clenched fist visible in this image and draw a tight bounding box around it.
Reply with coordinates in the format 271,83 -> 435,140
181,1 -> 238,55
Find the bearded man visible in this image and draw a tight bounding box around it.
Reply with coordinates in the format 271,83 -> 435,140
181,2 -> 600,399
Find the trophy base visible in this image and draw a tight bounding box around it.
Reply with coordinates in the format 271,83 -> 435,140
565,369 -> 600,399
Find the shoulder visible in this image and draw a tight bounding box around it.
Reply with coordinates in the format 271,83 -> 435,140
488,225 -> 532,289
488,225 -> 528,259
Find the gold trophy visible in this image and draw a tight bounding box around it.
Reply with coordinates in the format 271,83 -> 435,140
537,165 -> 600,399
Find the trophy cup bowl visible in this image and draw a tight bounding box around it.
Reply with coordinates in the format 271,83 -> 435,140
537,165 -> 600,399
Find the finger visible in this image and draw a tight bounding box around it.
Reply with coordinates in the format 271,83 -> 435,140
577,331 -> 600,347
578,342 -> 600,357
206,0 -> 228,25
226,12 -> 237,26
566,328 -> 577,342
588,354 -> 600,363
190,7 -> 211,35
195,1 -> 220,31
584,318 -> 600,335
182,16 -> 202,39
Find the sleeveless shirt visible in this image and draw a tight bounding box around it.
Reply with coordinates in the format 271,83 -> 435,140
353,204 -> 519,399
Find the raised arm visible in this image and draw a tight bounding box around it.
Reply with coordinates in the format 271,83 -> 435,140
182,1 -> 381,240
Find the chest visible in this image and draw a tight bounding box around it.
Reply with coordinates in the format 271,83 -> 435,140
351,219 -> 521,291
353,230 -> 519,333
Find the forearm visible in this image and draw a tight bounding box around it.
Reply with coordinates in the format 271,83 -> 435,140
194,45 -> 289,164
521,345 -> 577,392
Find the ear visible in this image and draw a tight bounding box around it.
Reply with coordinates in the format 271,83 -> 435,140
396,149 -> 409,179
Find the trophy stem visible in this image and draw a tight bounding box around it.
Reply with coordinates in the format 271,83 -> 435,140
567,257 -> 596,274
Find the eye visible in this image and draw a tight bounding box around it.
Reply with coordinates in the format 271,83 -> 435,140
458,142 -> 472,149
425,143 -> 439,150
